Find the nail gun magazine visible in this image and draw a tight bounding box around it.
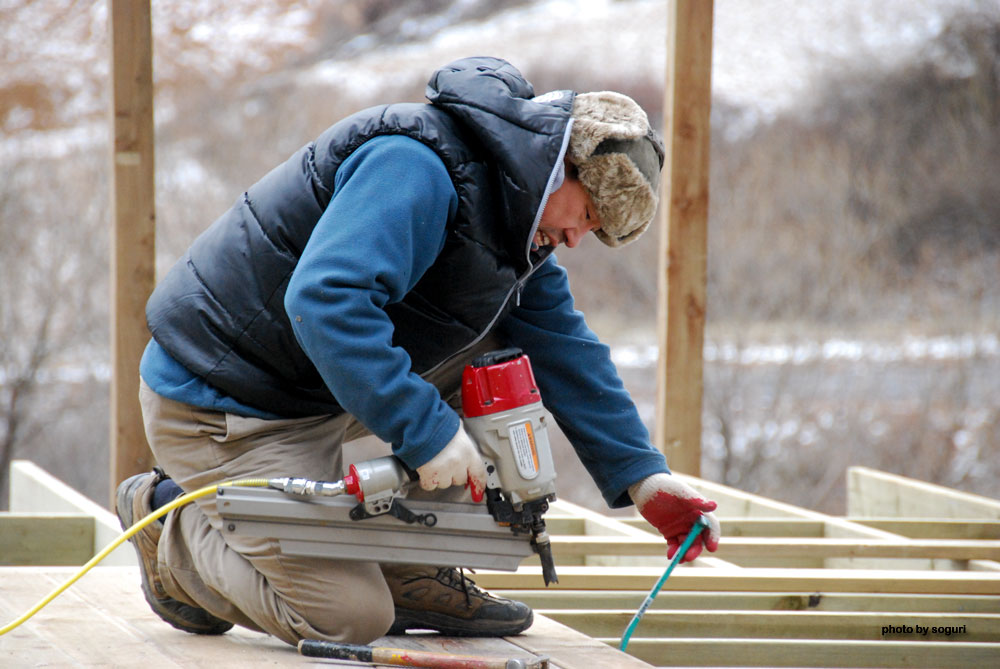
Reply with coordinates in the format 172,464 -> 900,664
217,348 -> 560,585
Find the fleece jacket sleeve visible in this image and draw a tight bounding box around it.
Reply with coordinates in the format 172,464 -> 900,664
498,254 -> 669,508
285,135 -> 461,469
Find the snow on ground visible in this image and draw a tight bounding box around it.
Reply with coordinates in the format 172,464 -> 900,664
611,331 -> 1000,369
4,0 -> 995,154
298,0 -> 995,130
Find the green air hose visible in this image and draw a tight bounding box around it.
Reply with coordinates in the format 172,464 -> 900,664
0,477 -> 269,637
619,515 -> 709,652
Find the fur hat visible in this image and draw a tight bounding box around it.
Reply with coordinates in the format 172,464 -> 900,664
568,92 -> 665,247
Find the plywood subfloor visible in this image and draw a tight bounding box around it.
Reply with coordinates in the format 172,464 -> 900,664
0,567 -> 651,668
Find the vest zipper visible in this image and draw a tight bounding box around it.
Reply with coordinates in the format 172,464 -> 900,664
426,114 -> 574,378
421,260 -> 544,378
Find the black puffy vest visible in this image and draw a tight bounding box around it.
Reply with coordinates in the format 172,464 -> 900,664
146,57 -> 574,416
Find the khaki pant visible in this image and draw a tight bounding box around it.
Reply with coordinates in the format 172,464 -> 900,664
140,338 -> 500,645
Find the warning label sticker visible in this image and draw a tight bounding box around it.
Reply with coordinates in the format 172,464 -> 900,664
508,420 -> 539,480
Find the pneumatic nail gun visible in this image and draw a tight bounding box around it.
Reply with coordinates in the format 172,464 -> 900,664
216,348 -> 560,585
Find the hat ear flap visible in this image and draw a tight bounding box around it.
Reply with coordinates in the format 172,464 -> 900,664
570,92 -> 663,247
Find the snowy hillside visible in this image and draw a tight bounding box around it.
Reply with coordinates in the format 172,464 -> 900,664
3,0 -> 995,151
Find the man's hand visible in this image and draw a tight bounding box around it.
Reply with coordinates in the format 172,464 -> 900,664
628,473 -> 721,563
416,424 -> 488,500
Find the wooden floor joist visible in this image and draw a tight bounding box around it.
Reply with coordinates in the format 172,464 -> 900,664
477,566 -> 1000,595
848,518 -> 1000,540
5,464 -> 1000,667
548,535 -> 1000,561
599,638 -> 1000,669
498,589 -> 1000,614
542,609 -> 1000,642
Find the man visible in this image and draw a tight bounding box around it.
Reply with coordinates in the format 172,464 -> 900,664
117,56 -> 721,646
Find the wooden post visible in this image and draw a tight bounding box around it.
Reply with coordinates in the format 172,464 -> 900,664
109,0 -> 156,504
655,0 -> 714,475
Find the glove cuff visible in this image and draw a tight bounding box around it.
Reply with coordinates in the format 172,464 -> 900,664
628,472 -> 672,508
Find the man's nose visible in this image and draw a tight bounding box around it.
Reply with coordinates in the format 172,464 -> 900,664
565,227 -> 584,247
565,221 -> 597,248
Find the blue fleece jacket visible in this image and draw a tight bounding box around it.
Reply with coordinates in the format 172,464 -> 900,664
141,135 -> 668,507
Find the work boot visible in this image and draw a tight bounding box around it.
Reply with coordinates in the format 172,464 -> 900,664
381,564 -> 533,636
115,469 -> 233,635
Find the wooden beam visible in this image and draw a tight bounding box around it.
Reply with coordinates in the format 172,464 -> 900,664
9,460 -> 135,566
606,638 -> 1000,669
0,514 -> 94,566
675,474 -> 911,542
655,0 -> 714,475
545,609 -> 1000,642
848,518 -> 1000,540
108,0 -> 156,505
848,467 -> 1000,520
719,518 -> 828,537
548,535 -> 1000,561
497,590 -> 1000,614
475,566 -> 1000,595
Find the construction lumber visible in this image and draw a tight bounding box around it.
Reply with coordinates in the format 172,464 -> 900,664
847,518 -> 1000,539
547,499 -> 749,570
549,535 -> 1000,561
677,474 -> 904,538
673,474 -> 987,569
848,467 -> 1000,519
655,0 -> 714,475
623,517 -> 830,537
596,638 -> 1000,669
0,514 -> 93,566
0,567 -> 650,668
108,0 -> 156,502
542,609 -> 1000,642
475,566 -> 1000,595
497,590 -> 1000,614
551,499 -> 660,538
719,518 -> 828,537
9,460 -> 134,566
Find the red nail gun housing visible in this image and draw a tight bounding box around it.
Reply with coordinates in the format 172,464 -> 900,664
462,348 -> 559,584
462,349 -> 542,417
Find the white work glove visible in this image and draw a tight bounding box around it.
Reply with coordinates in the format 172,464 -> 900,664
416,424 -> 488,501
629,473 -> 721,563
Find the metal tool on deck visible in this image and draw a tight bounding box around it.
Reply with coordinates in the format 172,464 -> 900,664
298,639 -> 549,668
218,348 -> 560,585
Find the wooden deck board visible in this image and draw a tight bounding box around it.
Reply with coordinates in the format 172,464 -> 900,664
0,567 -> 649,668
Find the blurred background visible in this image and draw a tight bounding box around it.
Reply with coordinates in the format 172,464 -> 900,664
2,0 -> 998,515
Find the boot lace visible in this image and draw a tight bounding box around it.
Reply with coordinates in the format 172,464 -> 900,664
433,567 -> 486,607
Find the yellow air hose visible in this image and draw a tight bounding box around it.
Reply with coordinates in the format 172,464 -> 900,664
0,477 -> 270,636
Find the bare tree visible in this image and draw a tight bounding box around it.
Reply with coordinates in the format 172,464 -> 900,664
0,151 -> 109,506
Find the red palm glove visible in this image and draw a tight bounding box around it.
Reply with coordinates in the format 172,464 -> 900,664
628,473 -> 721,563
